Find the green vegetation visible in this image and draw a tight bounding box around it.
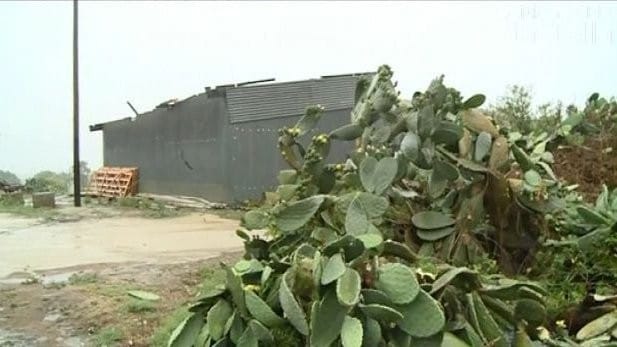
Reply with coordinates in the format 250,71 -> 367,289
150,307 -> 191,347
114,196 -> 245,219
207,208 -> 245,221
115,196 -> 185,218
125,298 -> 157,313
490,84 -> 535,133
24,170 -> 69,194
535,185 -> 617,316
199,267 -> 227,294
149,267 -> 227,347
68,272 -> 99,285
0,203 -> 60,220
0,169 -> 21,185
491,86 -> 617,149
0,192 -> 24,207
92,326 -> 123,347
19,161 -> 91,194
164,65 -> 617,346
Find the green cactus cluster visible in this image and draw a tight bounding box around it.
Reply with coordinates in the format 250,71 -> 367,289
505,91 -> 617,152
560,185 -> 617,250
168,65 -> 617,346
534,185 -> 617,333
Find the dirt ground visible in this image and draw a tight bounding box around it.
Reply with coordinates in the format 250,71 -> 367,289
0,205 -> 244,347
553,134 -> 617,201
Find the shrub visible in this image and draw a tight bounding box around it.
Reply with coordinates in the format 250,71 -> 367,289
167,66 -> 617,346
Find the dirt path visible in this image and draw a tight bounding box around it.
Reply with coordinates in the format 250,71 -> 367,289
0,212 -> 241,279
0,208 -> 245,347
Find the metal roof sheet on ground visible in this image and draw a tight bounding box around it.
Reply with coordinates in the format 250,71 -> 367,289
226,75 -> 368,124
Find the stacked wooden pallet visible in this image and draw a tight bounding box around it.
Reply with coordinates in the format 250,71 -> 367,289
87,167 -> 139,198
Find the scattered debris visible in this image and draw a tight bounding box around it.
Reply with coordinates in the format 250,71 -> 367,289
155,98 -> 179,109
136,193 -> 226,210
127,290 -> 160,302
43,313 -> 63,323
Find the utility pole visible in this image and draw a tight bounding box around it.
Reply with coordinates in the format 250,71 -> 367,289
73,0 -> 81,206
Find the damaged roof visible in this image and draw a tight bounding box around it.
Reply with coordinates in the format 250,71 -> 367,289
90,71 -> 373,131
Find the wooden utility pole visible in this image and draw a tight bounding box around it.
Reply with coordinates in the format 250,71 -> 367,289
73,0 -> 81,206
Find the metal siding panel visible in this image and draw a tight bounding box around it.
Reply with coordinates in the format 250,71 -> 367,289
227,82 -> 312,122
227,108 -> 353,202
102,94 -> 231,201
101,74 -> 369,202
311,77 -> 356,111
227,76 -> 361,123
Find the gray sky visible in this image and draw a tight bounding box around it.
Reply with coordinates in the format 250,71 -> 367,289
1,1 -> 616,180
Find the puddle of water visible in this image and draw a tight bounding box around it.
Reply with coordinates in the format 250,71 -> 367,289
62,336 -> 86,347
0,277 -> 24,285
43,313 -> 62,323
0,270 -> 76,287
39,272 -> 76,286
0,327 -> 86,347
0,328 -> 43,347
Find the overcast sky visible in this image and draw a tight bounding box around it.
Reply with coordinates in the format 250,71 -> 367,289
1,1 -> 616,180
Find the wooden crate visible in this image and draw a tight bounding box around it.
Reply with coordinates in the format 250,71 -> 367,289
87,167 -> 139,198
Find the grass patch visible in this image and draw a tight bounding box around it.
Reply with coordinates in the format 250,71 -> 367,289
149,267 -> 226,346
116,196 -> 144,209
114,196 -> 185,219
149,306 -> 190,347
0,204 -> 60,220
69,272 -> 99,285
142,206 -> 186,219
91,282 -> 160,314
20,274 -> 40,285
44,282 -> 66,290
92,326 -> 123,347
125,298 -> 157,313
89,282 -> 132,298
98,196 -> 244,220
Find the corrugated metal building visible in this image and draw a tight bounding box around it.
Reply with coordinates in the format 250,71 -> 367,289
90,73 -> 370,202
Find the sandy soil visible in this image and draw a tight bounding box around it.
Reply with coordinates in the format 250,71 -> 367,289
0,212 -> 242,279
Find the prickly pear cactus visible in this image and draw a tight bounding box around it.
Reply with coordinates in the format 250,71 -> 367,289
168,65 -> 567,346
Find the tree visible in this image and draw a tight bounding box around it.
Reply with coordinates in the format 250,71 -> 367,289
70,160 -> 91,189
79,160 -> 90,179
535,101 -> 563,131
491,85 -> 533,133
0,170 -> 21,185
24,171 -> 70,194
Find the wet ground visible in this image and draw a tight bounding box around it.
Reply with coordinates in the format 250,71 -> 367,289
0,206 -> 244,346
0,212 -> 241,278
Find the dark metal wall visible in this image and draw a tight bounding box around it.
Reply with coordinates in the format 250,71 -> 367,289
225,110 -> 352,201
102,93 -> 231,201
99,76 -> 362,202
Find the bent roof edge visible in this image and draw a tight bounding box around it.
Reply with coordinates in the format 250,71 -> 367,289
89,71 -> 374,131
